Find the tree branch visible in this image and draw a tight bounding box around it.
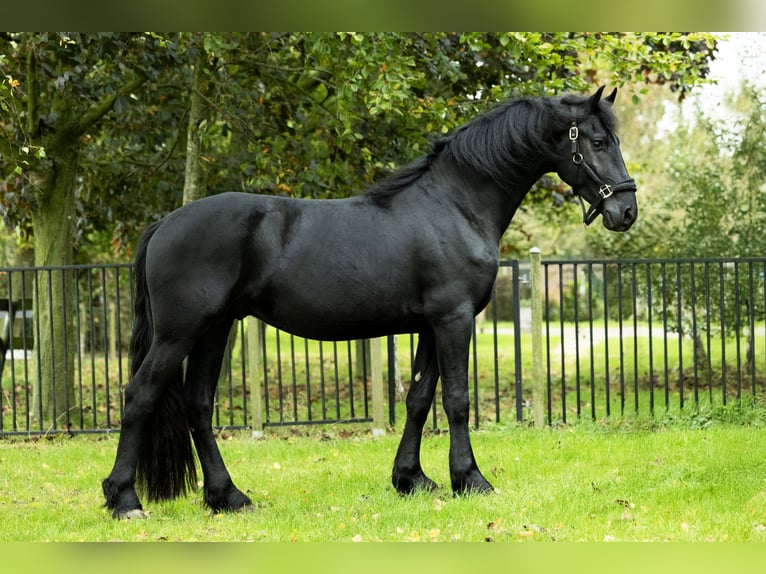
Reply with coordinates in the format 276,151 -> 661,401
75,72 -> 147,136
26,42 -> 39,137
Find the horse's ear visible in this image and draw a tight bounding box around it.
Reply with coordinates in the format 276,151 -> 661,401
604,88 -> 617,106
588,86 -> 606,111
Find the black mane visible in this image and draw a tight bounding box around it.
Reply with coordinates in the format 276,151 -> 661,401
366,93 -> 618,198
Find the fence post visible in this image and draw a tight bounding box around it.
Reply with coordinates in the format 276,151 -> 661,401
246,316 -> 264,438
530,247 -> 545,429
370,337 -> 385,436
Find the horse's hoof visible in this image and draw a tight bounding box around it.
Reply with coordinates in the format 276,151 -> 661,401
392,472 -> 439,495
237,503 -> 257,514
206,487 -> 254,514
116,508 -> 147,520
452,471 -> 495,495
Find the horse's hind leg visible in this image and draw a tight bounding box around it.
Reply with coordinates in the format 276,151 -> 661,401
392,329 -> 440,494
185,320 -> 253,513
102,340 -> 189,518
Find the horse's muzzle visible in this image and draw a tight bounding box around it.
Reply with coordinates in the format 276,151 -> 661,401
602,200 -> 637,232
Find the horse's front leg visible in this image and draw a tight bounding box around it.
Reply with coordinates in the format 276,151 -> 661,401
392,329 -> 440,494
433,312 -> 494,494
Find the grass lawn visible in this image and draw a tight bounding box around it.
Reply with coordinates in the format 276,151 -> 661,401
3,420 -> 766,542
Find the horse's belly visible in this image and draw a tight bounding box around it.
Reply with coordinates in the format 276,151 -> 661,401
250,277 -> 424,340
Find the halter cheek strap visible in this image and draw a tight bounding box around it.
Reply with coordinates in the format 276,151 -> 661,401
569,122 -> 637,226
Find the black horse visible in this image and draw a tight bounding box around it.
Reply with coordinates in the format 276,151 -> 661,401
103,86 -> 637,518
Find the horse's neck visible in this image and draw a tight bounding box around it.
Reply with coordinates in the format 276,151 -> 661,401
433,161 -> 542,245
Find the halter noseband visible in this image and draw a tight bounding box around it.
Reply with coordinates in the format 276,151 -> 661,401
569,122 -> 637,226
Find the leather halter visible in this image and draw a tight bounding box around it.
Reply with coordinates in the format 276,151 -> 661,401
569,122 -> 637,226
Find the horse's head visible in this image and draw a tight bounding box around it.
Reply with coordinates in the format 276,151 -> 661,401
555,86 -> 637,232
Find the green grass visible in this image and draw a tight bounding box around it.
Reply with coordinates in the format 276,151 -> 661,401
3,418 -> 766,542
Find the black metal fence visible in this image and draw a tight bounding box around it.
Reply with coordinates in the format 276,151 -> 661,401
540,258 -> 766,424
1,257 -> 764,437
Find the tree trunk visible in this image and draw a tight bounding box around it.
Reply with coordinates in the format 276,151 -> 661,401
30,146 -> 78,429
355,339 -> 371,381
694,332 -> 710,372
17,36 -> 147,430
183,50 -> 210,205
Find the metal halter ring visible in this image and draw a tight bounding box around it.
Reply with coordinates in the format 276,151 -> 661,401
599,183 -> 614,199
569,124 -> 583,164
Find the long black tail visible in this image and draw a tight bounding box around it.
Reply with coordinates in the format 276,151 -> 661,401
129,220 -> 197,502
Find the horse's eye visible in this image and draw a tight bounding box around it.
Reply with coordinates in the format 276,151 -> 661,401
592,139 -> 604,150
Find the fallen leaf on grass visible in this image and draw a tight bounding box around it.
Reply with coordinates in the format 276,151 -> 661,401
406,530 -> 420,542
487,517 -> 503,530
517,530 -> 535,541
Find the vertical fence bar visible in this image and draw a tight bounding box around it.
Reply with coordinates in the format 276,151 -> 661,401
289,335 -> 298,421
471,319 -> 479,429
748,262 -> 756,397
86,269 -> 96,429
490,288 -> 500,424
734,263 -> 742,404
74,272 -> 83,430
511,260 -> 523,423
529,247 -> 544,429
602,262 -> 610,418
704,262 -> 713,404
573,263 -> 581,418
675,262 -> 683,410
2,272 -> 10,433
690,262 -> 699,406
587,263 -> 596,420
660,262 -> 669,412
646,262 -> 654,416
346,341 -> 354,420
304,339 -> 312,422
20,271 -> 32,431
319,342 -> 328,421
558,262 -> 566,424
761,261 -> 766,398
719,262 -> 727,405
544,262 -> 552,425
630,263 -> 638,414
616,263 -> 625,415
6,272 -> 14,432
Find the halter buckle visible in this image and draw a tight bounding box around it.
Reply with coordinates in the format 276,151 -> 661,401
599,183 -> 614,199
569,125 -> 579,141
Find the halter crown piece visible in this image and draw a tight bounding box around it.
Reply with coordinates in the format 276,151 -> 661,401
569,121 -> 637,226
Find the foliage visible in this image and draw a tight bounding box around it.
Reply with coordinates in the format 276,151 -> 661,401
0,32 -> 719,260
631,85 -> 766,349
